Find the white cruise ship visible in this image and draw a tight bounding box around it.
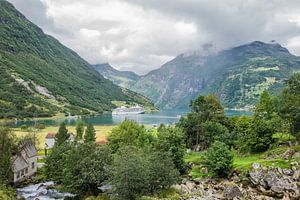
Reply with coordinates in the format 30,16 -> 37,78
112,105 -> 145,115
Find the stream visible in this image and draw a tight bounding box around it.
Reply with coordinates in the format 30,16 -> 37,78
17,181 -> 75,200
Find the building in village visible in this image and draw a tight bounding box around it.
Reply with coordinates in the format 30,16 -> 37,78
45,132 -> 75,149
96,140 -> 107,146
45,132 -> 56,149
12,139 -> 37,184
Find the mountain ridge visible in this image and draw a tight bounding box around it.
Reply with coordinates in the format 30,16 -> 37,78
93,63 -> 140,88
97,41 -> 300,109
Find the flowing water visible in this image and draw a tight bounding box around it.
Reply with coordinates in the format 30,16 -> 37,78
16,181 -> 75,200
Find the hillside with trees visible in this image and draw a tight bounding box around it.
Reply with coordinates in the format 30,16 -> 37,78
0,0 -> 153,119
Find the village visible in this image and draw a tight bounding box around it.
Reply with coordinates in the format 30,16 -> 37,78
11,129 -> 108,185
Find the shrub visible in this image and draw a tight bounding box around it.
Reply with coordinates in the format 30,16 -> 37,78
202,141 -> 233,177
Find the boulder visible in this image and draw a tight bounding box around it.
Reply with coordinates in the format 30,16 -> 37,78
264,172 -> 280,189
292,152 -> 300,159
252,162 -> 261,170
282,149 -> 296,160
224,184 -> 243,200
292,170 -> 300,181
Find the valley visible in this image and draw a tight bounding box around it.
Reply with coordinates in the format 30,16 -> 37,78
1,0 -> 300,200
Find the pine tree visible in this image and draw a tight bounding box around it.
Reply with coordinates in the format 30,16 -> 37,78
55,122 -> 69,146
75,120 -> 85,140
84,123 -> 96,143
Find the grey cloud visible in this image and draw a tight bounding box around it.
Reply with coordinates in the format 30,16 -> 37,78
7,0 -> 300,74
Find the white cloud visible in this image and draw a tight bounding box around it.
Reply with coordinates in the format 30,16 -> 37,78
7,0 -> 300,74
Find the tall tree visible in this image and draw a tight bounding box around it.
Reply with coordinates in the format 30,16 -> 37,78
280,73 -> 300,136
178,94 -> 226,150
84,123 -> 96,143
108,120 -> 152,152
255,90 -> 278,120
55,122 -> 69,146
75,120 -> 85,140
110,146 -> 149,200
154,126 -> 185,172
0,126 -> 17,183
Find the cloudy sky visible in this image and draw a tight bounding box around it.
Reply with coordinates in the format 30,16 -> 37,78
7,0 -> 300,74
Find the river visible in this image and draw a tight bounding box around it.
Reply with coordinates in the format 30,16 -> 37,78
12,109 -> 252,127
16,182 -> 75,200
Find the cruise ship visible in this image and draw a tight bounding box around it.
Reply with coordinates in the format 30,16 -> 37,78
112,105 -> 145,115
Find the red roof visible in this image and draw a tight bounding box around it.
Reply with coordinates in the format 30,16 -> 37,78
96,140 -> 107,145
46,133 -> 56,139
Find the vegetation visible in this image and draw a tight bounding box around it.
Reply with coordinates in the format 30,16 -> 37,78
0,126 -> 17,184
202,141 -> 233,177
75,120 -> 85,140
178,94 -> 226,150
177,73 -> 300,180
110,146 -> 179,200
55,122 -> 70,146
84,124 -> 96,143
107,120 -> 151,153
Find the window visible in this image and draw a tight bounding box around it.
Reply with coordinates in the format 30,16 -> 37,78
32,162 -> 35,169
21,169 -> 24,176
17,171 -> 20,178
25,167 -> 28,174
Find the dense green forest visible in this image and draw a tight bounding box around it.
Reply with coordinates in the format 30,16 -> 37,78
0,0 -> 153,119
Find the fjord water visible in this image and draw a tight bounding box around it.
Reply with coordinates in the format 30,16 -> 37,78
13,109 -> 251,127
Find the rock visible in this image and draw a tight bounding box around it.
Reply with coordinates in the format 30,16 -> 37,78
249,170 -> 267,188
282,149 -> 296,160
200,167 -> 208,174
224,184 -> 243,200
282,169 -> 293,176
270,185 -> 284,195
292,152 -> 300,159
292,170 -> 300,181
264,172 -> 280,189
252,162 -> 261,170
232,173 -> 241,183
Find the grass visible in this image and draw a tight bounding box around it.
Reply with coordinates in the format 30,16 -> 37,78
184,151 -> 203,165
233,154 -> 289,172
14,125 -> 116,149
185,145 -> 300,179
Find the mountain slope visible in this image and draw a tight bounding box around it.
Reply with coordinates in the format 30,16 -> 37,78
0,0 -> 152,118
93,63 -> 140,88
130,41 -> 300,109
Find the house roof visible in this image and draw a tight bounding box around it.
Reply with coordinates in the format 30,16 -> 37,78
19,139 -> 37,158
96,140 -> 107,145
46,133 -> 56,139
12,154 -> 28,172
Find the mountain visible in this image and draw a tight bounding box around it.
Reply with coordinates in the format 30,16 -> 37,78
93,63 -> 140,88
0,0 -> 152,118
130,41 -> 300,109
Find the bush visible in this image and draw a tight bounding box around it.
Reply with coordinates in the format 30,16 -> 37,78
110,146 -> 179,200
0,184 -> 16,200
202,141 -> 233,177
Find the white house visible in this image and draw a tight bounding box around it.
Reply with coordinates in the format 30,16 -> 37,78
45,133 -> 56,149
45,132 -> 75,149
12,139 -> 37,183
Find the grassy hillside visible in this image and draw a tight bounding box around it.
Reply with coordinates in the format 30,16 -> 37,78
0,0 -> 153,119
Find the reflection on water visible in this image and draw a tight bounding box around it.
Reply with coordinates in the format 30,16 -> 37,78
12,109 -> 252,127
